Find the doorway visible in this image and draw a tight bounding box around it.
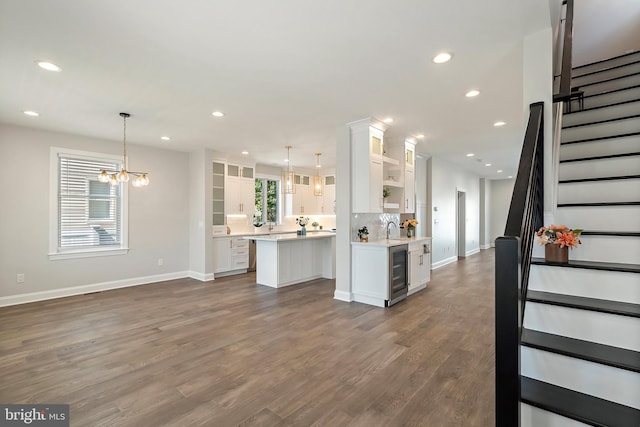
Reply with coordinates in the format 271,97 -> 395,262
457,189 -> 466,259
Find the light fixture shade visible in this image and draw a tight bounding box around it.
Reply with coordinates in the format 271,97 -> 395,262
313,175 -> 323,196
98,170 -> 110,183
117,169 -> 129,182
281,169 -> 295,194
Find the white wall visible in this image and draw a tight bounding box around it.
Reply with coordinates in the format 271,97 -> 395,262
479,178 -> 491,249
489,178 -> 516,246
0,124 -> 190,303
430,157 -> 481,268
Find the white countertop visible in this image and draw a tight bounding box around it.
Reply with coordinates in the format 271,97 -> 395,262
351,236 -> 432,247
213,229 -> 334,238
246,232 -> 336,242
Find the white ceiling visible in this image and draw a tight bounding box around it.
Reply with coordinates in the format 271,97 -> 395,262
0,1 -> 635,176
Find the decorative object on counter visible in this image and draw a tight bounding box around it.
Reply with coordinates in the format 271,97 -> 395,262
296,216 -> 309,235
281,145 -> 295,194
536,224 -> 582,263
226,225 -> 231,234
383,188 -> 391,198
312,221 -> 319,230
98,113 -> 149,187
403,219 -> 418,238
313,153 -> 323,197
252,211 -> 263,227
357,226 -> 369,242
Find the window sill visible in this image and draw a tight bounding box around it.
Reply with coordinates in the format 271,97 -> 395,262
48,247 -> 129,261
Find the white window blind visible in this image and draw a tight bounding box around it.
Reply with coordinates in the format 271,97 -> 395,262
57,154 -> 122,249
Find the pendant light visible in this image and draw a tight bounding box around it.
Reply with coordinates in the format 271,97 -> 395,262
98,112 -> 149,187
281,145 -> 295,194
313,153 -> 323,197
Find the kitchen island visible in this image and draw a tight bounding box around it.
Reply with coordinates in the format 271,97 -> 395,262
245,232 -> 336,288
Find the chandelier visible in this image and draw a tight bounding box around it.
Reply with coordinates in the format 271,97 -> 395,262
281,145 -> 295,194
98,112 -> 149,187
313,153 -> 323,196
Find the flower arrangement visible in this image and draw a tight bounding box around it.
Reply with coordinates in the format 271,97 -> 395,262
536,225 -> 582,249
296,216 -> 309,227
357,226 -> 369,238
311,221 -> 319,229
383,188 -> 391,198
402,219 -> 418,230
252,211 -> 263,227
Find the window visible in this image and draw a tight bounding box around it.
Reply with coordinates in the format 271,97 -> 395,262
49,148 -> 128,259
255,178 -> 279,223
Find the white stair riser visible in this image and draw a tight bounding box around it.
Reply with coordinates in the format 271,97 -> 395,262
524,302 -> 640,351
573,53 -> 640,76
572,62 -> 640,87
560,134 -> 640,160
554,205 -> 640,232
529,265 -> 640,304
570,234 -> 640,264
582,86 -> 640,110
579,73 -> 640,97
558,156 -> 640,180
521,347 -> 640,409
562,100 -> 640,127
521,403 -> 591,427
557,179 -> 640,204
561,117 -> 640,143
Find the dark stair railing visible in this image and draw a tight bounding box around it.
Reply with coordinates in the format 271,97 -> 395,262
553,0 -> 575,103
495,102 -> 544,427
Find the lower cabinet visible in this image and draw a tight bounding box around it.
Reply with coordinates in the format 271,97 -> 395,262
213,237 -> 249,275
408,240 -> 431,295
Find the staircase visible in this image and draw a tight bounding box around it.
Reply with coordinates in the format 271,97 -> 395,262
520,52 -> 640,426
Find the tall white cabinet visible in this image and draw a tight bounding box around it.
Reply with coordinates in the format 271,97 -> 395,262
350,119 -> 388,213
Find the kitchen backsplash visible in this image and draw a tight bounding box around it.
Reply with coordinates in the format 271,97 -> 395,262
351,213 -> 401,241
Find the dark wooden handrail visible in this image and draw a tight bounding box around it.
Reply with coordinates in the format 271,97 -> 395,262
495,102 -> 544,427
553,0 -> 575,102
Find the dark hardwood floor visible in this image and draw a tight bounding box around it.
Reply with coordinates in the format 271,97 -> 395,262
0,249 -> 496,426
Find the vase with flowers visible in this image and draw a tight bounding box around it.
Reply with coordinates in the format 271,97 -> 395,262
536,224 -> 582,263
296,216 -> 309,235
357,226 -> 369,242
402,219 -> 418,238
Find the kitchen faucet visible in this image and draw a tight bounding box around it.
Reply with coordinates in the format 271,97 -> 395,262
386,221 -> 397,239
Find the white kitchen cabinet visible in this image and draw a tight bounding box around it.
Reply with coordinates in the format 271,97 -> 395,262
319,175 -> 336,214
227,164 -> 254,179
408,239 -> 431,295
213,236 -> 249,275
350,119 -> 388,213
291,175 -> 315,215
212,161 -> 225,226
403,140 -> 416,213
226,176 -> 255,215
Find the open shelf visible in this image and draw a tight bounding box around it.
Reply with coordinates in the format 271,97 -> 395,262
383,202 -> 399,209
383,180 -> 403,187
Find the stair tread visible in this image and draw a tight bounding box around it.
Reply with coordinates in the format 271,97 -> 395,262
577,71 -> 640,89
573,51 -> 640,71
527,290 -> 640,318
580,84 -> 640,101
561,131 -> 640,145
572,59 -> 640,80
581,231 -> 640,237
521,329 -> 640,373
521,376 -> 640,427
559,175 -> 640,183
562,113 -> 640,129
558,201 -> 640,207
531,257 -> 640,273
563,98 -> 640,115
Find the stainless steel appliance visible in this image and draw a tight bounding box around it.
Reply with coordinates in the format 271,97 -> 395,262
387,244 -> 408,306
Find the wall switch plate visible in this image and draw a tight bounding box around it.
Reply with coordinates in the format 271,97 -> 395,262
16,273 -> 25,283
157,258 -> 164,266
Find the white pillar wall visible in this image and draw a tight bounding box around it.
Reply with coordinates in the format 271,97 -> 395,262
334,125 -> 353,302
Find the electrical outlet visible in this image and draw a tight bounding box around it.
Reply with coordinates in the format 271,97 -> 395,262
157,258 -> 164,266
16,273 -> 25,283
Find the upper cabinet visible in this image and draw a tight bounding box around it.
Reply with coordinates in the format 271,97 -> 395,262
351,119 -> 388,213
381,139 -> 416,214
403,140 -> 416,214
226,163 -> 255,216
212,162 -> 225,226
319,175 -> 336,214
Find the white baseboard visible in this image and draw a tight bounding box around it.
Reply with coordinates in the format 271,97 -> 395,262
466,248 -> 480,257
334,290 -> 352,302
0,271 -> 190,307
490,242 -> 496,248
432,256 -> 458,270
188,271 -> 215,281
480,244 -> 491,250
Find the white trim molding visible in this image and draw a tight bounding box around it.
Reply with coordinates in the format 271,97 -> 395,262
188,271 -> 215,281
333,290 -> 352,302
480,244 -> 491,250
466,248 -> 480,257
432,256 -> 458,270
0,271 -> 190,307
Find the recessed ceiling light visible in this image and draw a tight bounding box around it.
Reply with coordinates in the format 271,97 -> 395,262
485,163 -> 492,167
508,176 -> 513,179
466,153 -> 475,157
36,61 -> 61,72
383,117 -> 394,124
465,90 -> 480,98
497,170 -> 503,173
493,121 -> 506,127
241,150 -> 249,155
433,52 -> 452,64
284,159 -> 289,162
212,111 -> 225,117
416,134 -> 425,139
160,136 -> 171,141
23,110 -> 39,117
